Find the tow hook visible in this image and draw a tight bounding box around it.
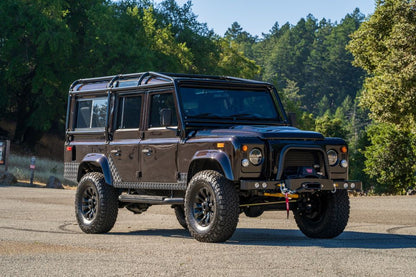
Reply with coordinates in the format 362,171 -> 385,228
332,183 -> 337,194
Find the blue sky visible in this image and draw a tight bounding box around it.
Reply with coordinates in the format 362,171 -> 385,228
154,0 -> 376,36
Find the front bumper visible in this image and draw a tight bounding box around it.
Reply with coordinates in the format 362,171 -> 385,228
240,179 -> 362,192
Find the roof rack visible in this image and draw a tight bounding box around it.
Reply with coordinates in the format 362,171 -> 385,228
69,71 -> 268,93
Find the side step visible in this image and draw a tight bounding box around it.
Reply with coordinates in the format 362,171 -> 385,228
119,194 -> 184,205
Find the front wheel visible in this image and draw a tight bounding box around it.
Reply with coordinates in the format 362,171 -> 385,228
293,190 -> 350,238
75,172 -> 119,234
185,170 -> 239,243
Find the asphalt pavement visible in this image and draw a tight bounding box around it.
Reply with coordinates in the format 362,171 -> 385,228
0,186 -> 415,276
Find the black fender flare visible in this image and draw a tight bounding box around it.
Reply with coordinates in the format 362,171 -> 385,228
190,150 -> 234,181
77,153 -> 113,185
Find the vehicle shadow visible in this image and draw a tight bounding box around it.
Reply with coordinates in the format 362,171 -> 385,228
227,228 -> 416,249
109,227 -> 416,249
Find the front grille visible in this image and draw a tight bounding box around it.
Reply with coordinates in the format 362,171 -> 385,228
274,148 -> 327,180
284,150 -> 319,168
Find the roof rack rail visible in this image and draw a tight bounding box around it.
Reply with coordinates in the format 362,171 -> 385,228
162,72 -> 267,84
69,71 -> 268,93
69,72 -> 177,92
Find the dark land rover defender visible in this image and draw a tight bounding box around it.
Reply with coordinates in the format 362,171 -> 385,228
64,72 -> 361,242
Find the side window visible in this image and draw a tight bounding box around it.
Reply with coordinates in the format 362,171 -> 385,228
149,93 -> 178,128
116,95 -> 142,129
75,98 -> 107,129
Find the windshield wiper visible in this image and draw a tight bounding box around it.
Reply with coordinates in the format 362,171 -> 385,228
186,113 -> 222,118
228,113 -> 254,118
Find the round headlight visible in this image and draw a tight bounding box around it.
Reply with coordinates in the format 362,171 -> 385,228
249,148 -> 263,165
327,150 -> 338,166
340,159 -> 348,168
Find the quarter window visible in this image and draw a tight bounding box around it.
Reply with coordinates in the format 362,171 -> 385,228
75,98 -> 107,129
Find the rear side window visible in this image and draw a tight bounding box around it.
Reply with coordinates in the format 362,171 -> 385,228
116,95 -> 142,129
76,98 -> 107,129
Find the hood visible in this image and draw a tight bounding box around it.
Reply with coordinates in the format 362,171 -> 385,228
196,125 -> 324,140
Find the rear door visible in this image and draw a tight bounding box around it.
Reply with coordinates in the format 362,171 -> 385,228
108,92 -> 143,183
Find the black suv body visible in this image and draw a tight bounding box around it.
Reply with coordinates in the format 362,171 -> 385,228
64,72 -> 361,242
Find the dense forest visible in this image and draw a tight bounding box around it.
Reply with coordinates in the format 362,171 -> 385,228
0,0 -> 415,193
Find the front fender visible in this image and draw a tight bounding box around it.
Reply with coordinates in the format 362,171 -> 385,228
78,153 -> 113,185
191,150 -> 234,180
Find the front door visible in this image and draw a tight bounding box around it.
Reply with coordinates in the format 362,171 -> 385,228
140,92 -> 179,183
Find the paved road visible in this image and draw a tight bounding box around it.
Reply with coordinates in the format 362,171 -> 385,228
0,186 -> 415,276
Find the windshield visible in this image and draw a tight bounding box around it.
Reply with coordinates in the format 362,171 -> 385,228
179,87 -> 282,122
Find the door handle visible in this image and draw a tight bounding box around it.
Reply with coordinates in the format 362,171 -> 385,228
111,149 -> 121,156
142,148 -> 153,156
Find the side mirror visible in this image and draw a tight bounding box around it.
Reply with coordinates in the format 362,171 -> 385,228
160,108 -> 172,127
288,112 -> 297,127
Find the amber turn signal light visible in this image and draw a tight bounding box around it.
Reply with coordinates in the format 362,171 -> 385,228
341,146 -> 347,153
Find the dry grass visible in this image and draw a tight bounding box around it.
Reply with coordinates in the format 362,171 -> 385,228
7,154 -> 72,186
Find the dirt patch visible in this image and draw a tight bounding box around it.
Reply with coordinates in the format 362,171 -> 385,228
0,241 -> 99,255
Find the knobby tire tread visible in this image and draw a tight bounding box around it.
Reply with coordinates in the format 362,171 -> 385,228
294,190 -> 350,238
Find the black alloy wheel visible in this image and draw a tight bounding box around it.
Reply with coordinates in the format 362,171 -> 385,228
81,185 -> 98,222
75,172 -> 119,234
193,186 -> 216,228
185,170 -> 239,243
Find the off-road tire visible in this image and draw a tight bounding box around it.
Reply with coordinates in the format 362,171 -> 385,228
185,170 -> 239,243
173,205 -> 188,230
293,190 -> 350,238
75,172 -> 119,234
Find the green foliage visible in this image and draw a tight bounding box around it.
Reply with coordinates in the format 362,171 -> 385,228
0,0 -> 73,142
216,39 -> 260,78
156,0 -> 220,74
349,130 -> 375,191
0,0 -> 259,145
348,0 -> 416,193
315,114 -> 348,138
348,0 -> 416,131
258,11 -> 365,114
316,96 -> 330,116
279,79 -> 315,131
224,22 -> 257,58
363,124 -> 416,194
141,6 -> 193,71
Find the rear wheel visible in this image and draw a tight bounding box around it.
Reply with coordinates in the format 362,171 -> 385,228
293,190 -> 350,238
173,205 -> 188,230
75,172 -> 119,234
185,170 -> 239,243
